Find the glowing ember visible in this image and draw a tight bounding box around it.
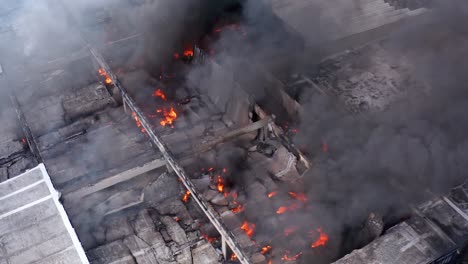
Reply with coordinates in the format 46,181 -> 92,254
159,107 -> 178,127
276,206 -> 288,214
240,221 -> 256,238
281,251 -> 303,261
174,216 -> 180,222
182,190 -> 191,202
230,253 -> 238,261
322,140 -> 329,153
98,68 -> 112,85
152,88 -> 167,101
231,203 -> 244,213
131,112 -> 146,133
183,48 -> 194,58
311,228 -> 329,248
201,234 -> 217,243
267,191 -> 278,198
288,192 -> 307,202
21,138 -> 27,145
216,175 -> 225,193
283,226 -> 299,236
231,191 -> 238,200
261,245 -> 272,255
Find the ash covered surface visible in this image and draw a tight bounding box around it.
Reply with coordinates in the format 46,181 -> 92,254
312,42 -> 430,113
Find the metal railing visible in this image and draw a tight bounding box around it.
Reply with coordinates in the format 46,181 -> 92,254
57,1 -> 252,262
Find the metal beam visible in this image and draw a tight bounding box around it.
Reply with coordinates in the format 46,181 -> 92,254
57,2 -> 252,262
64,158 -> 166,201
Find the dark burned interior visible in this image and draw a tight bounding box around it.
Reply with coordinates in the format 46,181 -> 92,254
1,0 -> 468,264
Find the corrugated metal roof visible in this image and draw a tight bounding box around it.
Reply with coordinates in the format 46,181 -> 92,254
0,164 -> 89,264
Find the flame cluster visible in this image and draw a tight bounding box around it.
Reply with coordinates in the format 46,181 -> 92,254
241,221 -> 256,238
281,251 -> 303,261
216,175 -> 225,193
152,88 -> 167,100
201,233 -> 218,244
131,112 -> 146,133
261,245 -> 272,255
173,46 -> 194,61
183,48 -> 194,58
310,228 -> 329,248
181,190 -> 191,202
276,192 -> 308,215
157,107 -> 178,127
149,88 -> 179,128
98,68 -> 112,85
230,191 -> 244,213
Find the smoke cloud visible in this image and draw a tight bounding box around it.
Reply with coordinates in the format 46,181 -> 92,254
5,0 -> 468,262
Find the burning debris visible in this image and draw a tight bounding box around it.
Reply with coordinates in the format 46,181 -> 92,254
241,221 -> 256,238
152,88 -> 167,100
310,228 -> 329,248
267,191 -> 278,198
261,245 -> 272,255
181,190 -> 191,202
131,111 -> 146,133
157,107 -> 178,127
98,68 -> 112,85
281,251 -> 303,261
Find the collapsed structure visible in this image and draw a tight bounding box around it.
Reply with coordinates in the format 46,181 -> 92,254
0,0 -> 467,263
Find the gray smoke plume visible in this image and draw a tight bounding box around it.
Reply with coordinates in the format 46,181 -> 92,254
183,0 -> 468,262
6,0 -> 468,262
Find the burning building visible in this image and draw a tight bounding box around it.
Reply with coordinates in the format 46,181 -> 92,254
0,0 -> 467,264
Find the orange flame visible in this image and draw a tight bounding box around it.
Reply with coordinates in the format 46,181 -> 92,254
183,48 -> 194,57
288,192 -> 307,202
311,228 -> 329,248
98,68 -> 112,85
261,245 -> 272,255
152,88 -> 167,101
182,190 -> 191,202
131,112 -> 146,133
281,251 -> 303,261
267,191 -> 278,198
231,203 -> 244,213
201,233 -> 217,243
276,206 -> 288,214
159,107 -> 178,127
216,175 -> 225,193
241,221 -> 256,238
230,253 -> 238,261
